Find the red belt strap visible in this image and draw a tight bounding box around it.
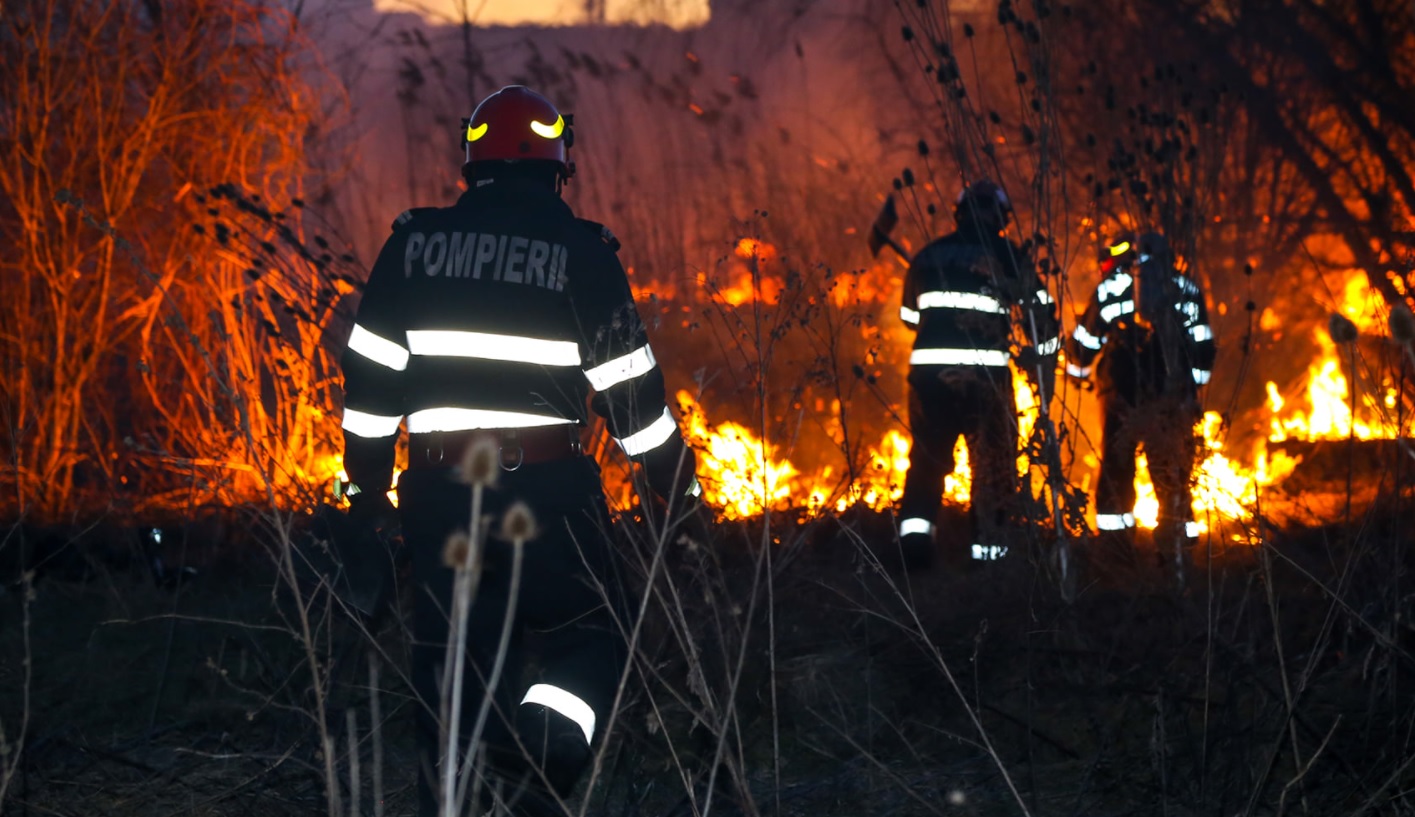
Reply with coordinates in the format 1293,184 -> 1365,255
409,426 -> 584,471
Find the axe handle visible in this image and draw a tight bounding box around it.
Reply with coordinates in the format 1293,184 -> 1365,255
877,233 -> 911,266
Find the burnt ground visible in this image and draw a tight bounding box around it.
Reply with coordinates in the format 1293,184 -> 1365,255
2,493 -> 1414,817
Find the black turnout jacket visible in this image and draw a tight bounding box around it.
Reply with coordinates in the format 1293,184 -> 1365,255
339,178 -> 693,499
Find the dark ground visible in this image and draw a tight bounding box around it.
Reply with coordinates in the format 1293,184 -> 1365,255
2,493 -> 1414,817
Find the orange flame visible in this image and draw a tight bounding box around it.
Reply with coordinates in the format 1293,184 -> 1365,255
1266,273 -> 1407,442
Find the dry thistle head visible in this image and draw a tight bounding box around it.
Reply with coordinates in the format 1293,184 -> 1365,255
499,501 -> 539,543
442,529 -> 472,569
1328,312 -> 1359,344
458,435 -> 500,487
1390,304 -> 1415,344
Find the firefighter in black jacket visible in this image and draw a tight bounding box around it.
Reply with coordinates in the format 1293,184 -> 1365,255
896,181 -> 1058,568
1065,231 -> 1214,561
339,86 -> 698,817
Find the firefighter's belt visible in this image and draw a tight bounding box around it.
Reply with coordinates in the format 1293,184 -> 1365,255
410,426 -> 585,471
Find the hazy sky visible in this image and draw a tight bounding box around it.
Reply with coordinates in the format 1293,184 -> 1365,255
371,0 -> 710,27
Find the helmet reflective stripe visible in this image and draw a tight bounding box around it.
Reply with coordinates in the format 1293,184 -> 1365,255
529,115 -> 565,139
899,517 -> 934,537
971,544 -> 1008,560
406,407 -> 574,433
900,305 -> 920,325
1184,521 -> 1202,538
1100,299 -> 1135,323
1097,272 -> 1133,301
910,348 -> 1010,367
1073,324 -> 1104,350
407,330 -> 581,366
1065,361 -> 1091,378
917,290 -> 1007,314
342,408 -> 403,439
1189,324 -> 1213,342
1192,368 -> 1211,385
616,407 -> 678,457
521,683 -> 596,743
1096,512 -> 1136,530
1037,335 -> 1062,355
348,324 -> 410,371
1109,241 -> 1132,257
466,122 -> 488,142
584,345 -> 657,390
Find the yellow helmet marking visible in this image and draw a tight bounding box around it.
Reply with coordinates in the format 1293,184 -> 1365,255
466,122 -> 488,142
1109,241 -> 1131,257
530,115 -> 564,139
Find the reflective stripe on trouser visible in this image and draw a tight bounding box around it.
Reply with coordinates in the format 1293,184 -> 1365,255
399,462 -> 625,816
1095,394 -> 1197,539
898,369 -> 1018,556
521,683 -> 596,743
899,517 -> 934,538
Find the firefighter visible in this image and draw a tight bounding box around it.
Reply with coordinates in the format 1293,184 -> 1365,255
338,85 -> 699,817
895,181 -> 1058,569
1064,231 -> 1215,565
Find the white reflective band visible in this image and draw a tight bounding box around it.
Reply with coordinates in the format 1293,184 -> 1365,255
405,407 -> 574,433
900,306 -> 921,325
1098,272 -> 1132,301
1192,368 -> 1211,385
971,544 -> 1008,561
910,348 -> 1011,367
899,517 -> 934,537
1035,288 -> 1054,305
1179,301 -> 1202,323
348,324 -> 410,371
1066,362 -> 1092,378
1037,336 -> 1061,355
1100,300 -> 1135,323
407,330 -> 581,367
342,408 -> 403,439
1189,324 -> 1213,342
521,684 -> 596,744
1185,521 -> 1202,538
1096,512 -> 1136,530
918,290 -> 1007,315
584,345 -> 657,390
687,476 -> 703,498
616,407 -> 678,457
1073,324 -> 1104,351
1175,275 -> 1200,295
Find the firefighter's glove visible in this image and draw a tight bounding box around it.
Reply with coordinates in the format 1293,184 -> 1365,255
643,444 -> 700,508
348,490 -> 398,536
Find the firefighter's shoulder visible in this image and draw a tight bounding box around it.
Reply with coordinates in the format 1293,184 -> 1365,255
575,218 -> 622,253
390,207 -> 437,232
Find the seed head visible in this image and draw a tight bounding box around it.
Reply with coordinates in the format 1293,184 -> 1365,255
1390,304 -> 1415,345
1328,312 -> 1359,344
458,435 -> 500,487
499,501 -> 539,543
442,529 -> 472,569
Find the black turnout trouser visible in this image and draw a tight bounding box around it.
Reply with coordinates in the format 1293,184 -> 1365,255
1094,391 -> 1199,549
898,365 -> 1019,555
398,457 -> 625,817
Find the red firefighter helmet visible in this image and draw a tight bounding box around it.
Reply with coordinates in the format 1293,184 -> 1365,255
463,85 -> 572,171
